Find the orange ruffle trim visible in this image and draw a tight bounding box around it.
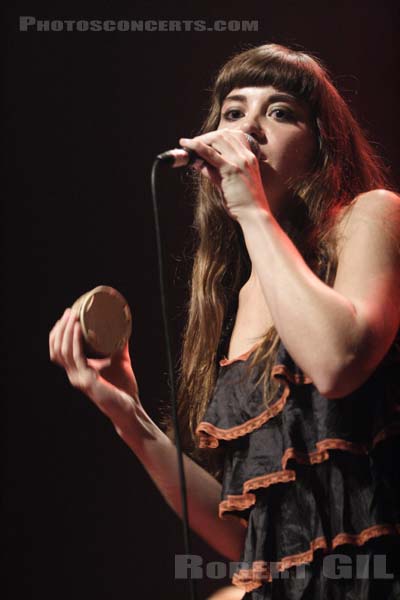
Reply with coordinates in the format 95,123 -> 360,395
197,355 -> 400,591
197,360 -> 400,519
231,523 -> 400,591
219,343 -> 262,367
196,364 -> 300,449
219,469 -> 297,518
217,433 -> 397,519
196,361 -> 400,456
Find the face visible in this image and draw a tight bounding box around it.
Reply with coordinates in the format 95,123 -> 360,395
217,85 -> 317,215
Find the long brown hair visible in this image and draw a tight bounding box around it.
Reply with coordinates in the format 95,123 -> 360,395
169,43 -> 391,473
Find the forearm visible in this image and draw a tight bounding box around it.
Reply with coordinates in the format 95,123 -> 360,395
239,207 -> 365,395
112,399 -> 246,561
50,309 -> 245,560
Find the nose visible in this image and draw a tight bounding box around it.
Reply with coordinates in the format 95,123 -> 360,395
239,116 -> 266,145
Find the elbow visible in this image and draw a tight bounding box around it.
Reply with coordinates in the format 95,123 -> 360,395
315,380 -> 351,399
311,352 -> 364,399
310,311 -> 395,399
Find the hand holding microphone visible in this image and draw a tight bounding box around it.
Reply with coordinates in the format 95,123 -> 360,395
157,132 -> 260,168
157,130 -> 267,222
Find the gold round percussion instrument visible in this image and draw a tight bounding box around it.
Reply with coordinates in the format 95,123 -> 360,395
71,286 -> 132,358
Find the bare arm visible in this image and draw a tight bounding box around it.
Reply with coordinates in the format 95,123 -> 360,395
114,401 -> 246,561
237,189 -> 400,397
178,131 -> 400,397
49,309 -> 246,560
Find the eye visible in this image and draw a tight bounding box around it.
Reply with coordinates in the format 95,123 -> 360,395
269,107 -> 294,121
221,108 -> 244,121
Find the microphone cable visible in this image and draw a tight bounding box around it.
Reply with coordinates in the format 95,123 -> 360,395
150,157 -> 198,600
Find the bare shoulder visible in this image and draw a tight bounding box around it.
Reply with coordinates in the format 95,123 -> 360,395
336,188 -> 400,236
335,188 -> 400,261
331,188 -> 400,333
331,189 -> 400,388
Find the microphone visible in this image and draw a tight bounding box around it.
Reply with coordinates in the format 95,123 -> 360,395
156,133 -> 260,168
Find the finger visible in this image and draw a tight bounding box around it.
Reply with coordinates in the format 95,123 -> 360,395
183,130 -> 230,146
49,323 -> 57,361
72,320 -> 90,372
61,309 -> 79,367
87,357 -> 112,370
191,159 -> 222,186
211,133 -> 257,169
111,342 -> 133,369
184,129 -> 253,160
67,322 -> 97,392
181,133 -> 256,178
225,128 -> 256,153
120,342 -> 130,360
179,138 -> 226,169
199,164 -> 222,187
52,308 -> 71,362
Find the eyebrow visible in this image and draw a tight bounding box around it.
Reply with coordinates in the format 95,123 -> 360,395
223,92 -> 299,105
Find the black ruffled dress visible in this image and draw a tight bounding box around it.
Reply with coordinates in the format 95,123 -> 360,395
196,327 -> 400,599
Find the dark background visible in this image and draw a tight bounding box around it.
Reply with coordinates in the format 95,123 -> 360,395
3,1 -> 399,599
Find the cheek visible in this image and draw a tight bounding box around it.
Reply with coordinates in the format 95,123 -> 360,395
282,130 -> 317,174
